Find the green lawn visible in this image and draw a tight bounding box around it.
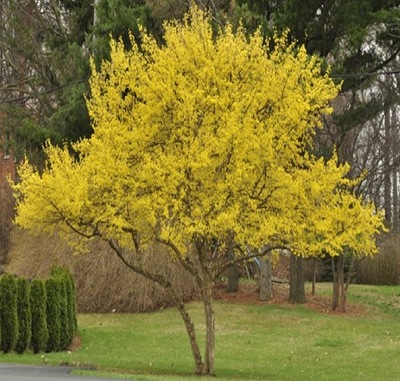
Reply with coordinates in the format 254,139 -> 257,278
1,283 -> 400,381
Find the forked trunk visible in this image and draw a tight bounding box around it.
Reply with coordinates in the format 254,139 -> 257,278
160,272 -> 216,375
108,238 -> 213,375
175,300 -> 205,374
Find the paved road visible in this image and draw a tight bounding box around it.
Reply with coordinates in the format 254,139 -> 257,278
0,364 -> 131,381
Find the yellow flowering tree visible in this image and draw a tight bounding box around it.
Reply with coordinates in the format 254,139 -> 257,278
14,6 -> 384,375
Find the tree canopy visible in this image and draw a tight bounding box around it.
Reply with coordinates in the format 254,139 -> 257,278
14,6 -> 384,375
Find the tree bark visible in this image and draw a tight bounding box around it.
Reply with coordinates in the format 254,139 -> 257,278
175,299 -> 205,374
332,254 -> 347,312
193,238 -> 217,376
391,105 -> 398,231
332,256 -> 339,310
338,255 -> 346,312
259,254 -> 273,301
311,258 -> 317,296
226,233 -> 239,292
107,239 -> 208,374
226,264 -> 239,292
384,102 -> 392,228
288,254 -> 305,303
202,277 -> 215,375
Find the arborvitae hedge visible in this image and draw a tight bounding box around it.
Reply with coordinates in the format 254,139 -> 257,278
0,274 -> 19,353
0,268 -> 77,354
15,277 -> 31,353
30,279 -> 48,353
51,267 -> 77,340
66,273 -> 78,335
45,278 -> 61,352
57,278 -> 70,350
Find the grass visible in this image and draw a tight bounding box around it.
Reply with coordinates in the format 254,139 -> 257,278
1,283 -> 400,381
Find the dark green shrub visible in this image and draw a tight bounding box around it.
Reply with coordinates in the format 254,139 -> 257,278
57,278 -> 70,350
51,267 -> 77,346
66,274 -> 77,335
30,279 -> 48,353
0,274 -> 18,353
15,277 -> 31,353
45,278 -> 61,352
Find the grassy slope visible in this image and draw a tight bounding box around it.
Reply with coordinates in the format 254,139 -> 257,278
1,283 -> 400,381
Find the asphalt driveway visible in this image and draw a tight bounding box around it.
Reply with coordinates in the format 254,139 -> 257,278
0,364 -> 131,381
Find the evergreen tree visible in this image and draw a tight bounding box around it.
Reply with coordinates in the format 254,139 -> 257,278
15,277 -> 31,354
57,278 -> 70,350
30,279 -> 48,353
45,278 -> 61,352
0,274 -> 18,353
0,0 -> 156,167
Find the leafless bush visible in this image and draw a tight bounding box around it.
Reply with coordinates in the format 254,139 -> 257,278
6,229 -> 198,312
0,182 -> 15,269
356,233 -> 400,285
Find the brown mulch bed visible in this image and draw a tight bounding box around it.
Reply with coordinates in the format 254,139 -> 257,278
214,282 -> 368,317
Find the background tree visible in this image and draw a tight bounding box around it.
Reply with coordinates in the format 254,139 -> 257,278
0,0 -> 89,160
258,253 -> 273,301
91,0 -> 157,64
0,0 -> 160,165
14,7 -> 383,375
233,0 -> 400,292
288,253 -> 305,303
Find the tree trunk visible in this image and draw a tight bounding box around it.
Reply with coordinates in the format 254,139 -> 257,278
175,299 -> 205,374
391,105 -> 398,231
332,257 -> 339,311
226,264 -> 239,292
107,239 -> 208,375
259,254 -> 273,301
338,255 -> 346,312
311,258 -> 317,296
384,103 -> 392,228
332,254 -> 346,312
202,277 -> 215,375
194,238 -> 217,376
93,0 -> 99,28
392,166 -> 398,232
288,254 -> 305,303
226,233 -> 239,292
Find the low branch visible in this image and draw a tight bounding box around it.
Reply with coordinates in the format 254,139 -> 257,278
156,236 -> 204,290
107,238 -> 174,291
46,199 -> 98,239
